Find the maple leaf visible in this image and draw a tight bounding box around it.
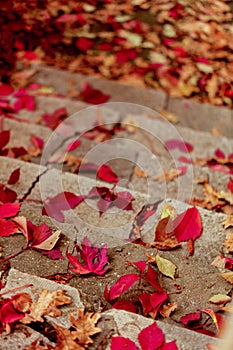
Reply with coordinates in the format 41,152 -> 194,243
42,192 -> 85,222
165,139 -> 193,153
7,168 -> 20,185
53,324 -> 84,350
67,237 -> 109,276
69,309 -> 101,346
22,289 -> 71,324
80,82 -> 110,104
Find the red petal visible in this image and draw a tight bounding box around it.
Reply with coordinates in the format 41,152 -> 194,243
97,164 -> 119,183
165,139 -> 193,153
0,203 -> 20,219
173,207 -> 202,243
7,168 -> 20,185
138,322 -> 165,350
111,336 -> 138,350
0,130 -> 10,150
112,300 -> 137,313
108,274 -> 140,301
227,178 -> 233,193
0,219 -> 18,236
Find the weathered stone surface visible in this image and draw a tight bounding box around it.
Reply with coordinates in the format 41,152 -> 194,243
167,97 -> 233,138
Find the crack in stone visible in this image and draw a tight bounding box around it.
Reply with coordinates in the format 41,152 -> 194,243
21,168 -> 49,201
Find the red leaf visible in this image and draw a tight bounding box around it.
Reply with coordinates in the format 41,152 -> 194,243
138,322 -> 164,350
7,168 -> 20,185
116,49 -> 137,63
14,95 -> 35,112
111,336 -> 138,350
76,37 -> 94,51
66,140 -> 81,152
127,260 -> 147,273
112,300 -> 137,313
105,274 -> 140,301
165,139 -> 193,153
0,84 -> 14,96
0,184 -> 17,203
139,291 -> 167,317
144,264 -> 164,292
227,178 -> 233,193
67,237 -> 109,275
80,82 -> 110,104
180,311 -> 202,327
0,130 -> 10,150
42,192 -> 85,222
115,191 -> 134,211
215,149 -> 225,159
30,135 -> 44,151
42,107 -> 68,130
161,340 -> 178,350
173,207 -> 202,243
0,203 -> 20,219
178,156 -> 193,164
0,219 -> 18,236
0,300 -> 24,326
97,164 -> 119,183
39,248 -> 64,260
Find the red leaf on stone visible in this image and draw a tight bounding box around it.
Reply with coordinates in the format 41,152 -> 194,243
104,274 -> 140,301
139,291 -> 167,317
112,300 -> 137,313
165,139 -> 193,153
0,203 -> 20,219
66,140 -> 81,152
227,178 -> 233,193
173,207 -> 202,243
42,192 -> 85,222
30,135 -> 44,151
215,149 -> 225,159
0,184 -> 17,203
14,95 -> 35,112
97,164 -> 119,183
0,84 -> 14,96
0,219 -> 18,237
138,322 -> 164,350
0,299 -> 25,327
111,336 -> 138,350
127,260 -> 147,273
180,311 -> 202,327
0,130 -> 10,150
80,82 -> 110,104
67,236 -> 109,275
161,340 -> 179,350
115,191 -> 134,211
42,107 -> 68,130
144,264 -> 164,292
76,37 -> 94,51
178,156 -> 193,164
7,168 -> 20,185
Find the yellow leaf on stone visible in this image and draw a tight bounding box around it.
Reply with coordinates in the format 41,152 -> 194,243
208,294 -> 231,304
220,272 -> 233,284
155,254 -> 176,279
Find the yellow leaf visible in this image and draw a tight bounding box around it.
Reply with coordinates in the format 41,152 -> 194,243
155,254 -> 176,279
220,272 -> 233,284
208,294 -> 231,304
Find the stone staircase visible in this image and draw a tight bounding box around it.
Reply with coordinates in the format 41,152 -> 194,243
0,65 -> 233,349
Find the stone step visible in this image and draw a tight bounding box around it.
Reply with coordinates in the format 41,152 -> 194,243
0,156 -> 231,329
31,65 -> 233,137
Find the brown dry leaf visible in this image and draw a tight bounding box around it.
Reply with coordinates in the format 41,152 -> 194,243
53,324 -> 84,350
22,290 -> 72,324
121,115 -> 139,133
223,232 -> 233,253
11,69 -> 36,88
159,302 -> 178,318
223,215 -> 233,229
13,292 -> 32,313
24,339 -> 53,350
211,256 -> 226,269
134,166 -> 148,178
153,168 -> 182,182
206,74 -> 218,101
69,309 -> 101,346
